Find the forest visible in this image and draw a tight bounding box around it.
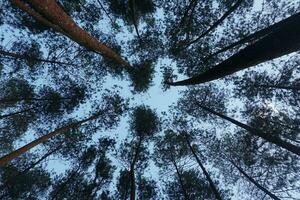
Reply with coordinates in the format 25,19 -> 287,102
0,0 -> 299,199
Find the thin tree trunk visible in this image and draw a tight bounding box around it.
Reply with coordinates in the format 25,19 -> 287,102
0,112 -> 102,166
0,49 -> 74,66
184,135 -> 223,200
172,159 -> 190,200
182,0 -> 243,48
0,108 -> 33,119
96,0 -> 115,27
167,12 -> 300,86
0,97 -> 73,104
230,160 -> 281,200
129,137 -> 143,200
255,84 -> 300,91
197,103 -> 300,156
15,0 -> 131,68
129,0 -> 143,45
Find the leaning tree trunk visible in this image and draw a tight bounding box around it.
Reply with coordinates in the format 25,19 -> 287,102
255,84 -> 300,91
184,135 -> 223,200
203,11 -> 300,63
197,103 -> 300,156
0,50 -> 74,66
229,160 -> 281,200
0,108 -> 33,119
168,12 -> 300,86
0,112 -> 102,166
11,0 -> 131,68
182,0 -> 243,48
129,137 -> 143,200
172,159 -> 190,200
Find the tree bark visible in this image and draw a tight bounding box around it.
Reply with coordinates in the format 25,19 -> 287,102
230,160 -> 281,200
10,0 -> 67,34
202,11 -> 300,63
14,0 -> 131,68
0,112 -> 102,166
0,49 -> 74,66
184,135 -> 223,200
182,0 -> 243,48
197,103 -> 300,156
168,12 -> 300,86
172,159 -> 190,200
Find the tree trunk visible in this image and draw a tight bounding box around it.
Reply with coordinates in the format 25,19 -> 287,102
10,0 -> 67,34
14,0 -> 131,68
0,112 -> 102,166
203,11 -> 300,63
0,108 -> 33,119
230,160 -> 281,200
255,84 -> 300,91
129,137 -> 143,200
129,0 -> 143,46
0,97 -> 72,104
168,12 -> 300,86
0,49 -> 74,66
184,135 -> 223,200
182,0 -> 243,48
197,103 -> 300,156
172,159 -> 190,200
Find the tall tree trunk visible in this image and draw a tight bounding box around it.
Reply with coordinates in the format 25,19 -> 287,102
129,0 -> 143,46
0,97 -> 72,104
10,0 -> 67,34
172,159 -> 190,200
13,0 -> 131,68
0,49 -> 74,66
129,137 -> 143,200
203,11 -> 300,63
0,108 -> 33,119
0,112 -> 102,166
197,103 -> 300,156
168,12 -> 300,86
229,160 -> 281,200
255,84 -> 300,91
184,135 -> 223,200
96,0 -> 115,27
182,0 -> 243,48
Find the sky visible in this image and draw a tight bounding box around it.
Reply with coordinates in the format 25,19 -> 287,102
1,0 -> 300,199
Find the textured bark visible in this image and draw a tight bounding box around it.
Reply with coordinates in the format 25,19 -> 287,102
197,103 -> 300,156
0,113 -> 101,166
185,135 -> 223,200
230,160 -> 281,200
203,12 -> 300,62
19,0 -> 131,67
0,50 -> 74,66
10,0 -> 66,34
168,12 -> 300,86
183,0 -> 243,47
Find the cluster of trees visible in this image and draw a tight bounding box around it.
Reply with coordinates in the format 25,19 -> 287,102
0,0 -> 299,199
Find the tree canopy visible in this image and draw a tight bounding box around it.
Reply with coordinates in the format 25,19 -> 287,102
0,0 -> 299,199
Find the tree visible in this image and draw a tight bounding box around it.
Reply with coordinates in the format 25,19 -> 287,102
10,0 -> 131,67
167,12 -> 300,86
